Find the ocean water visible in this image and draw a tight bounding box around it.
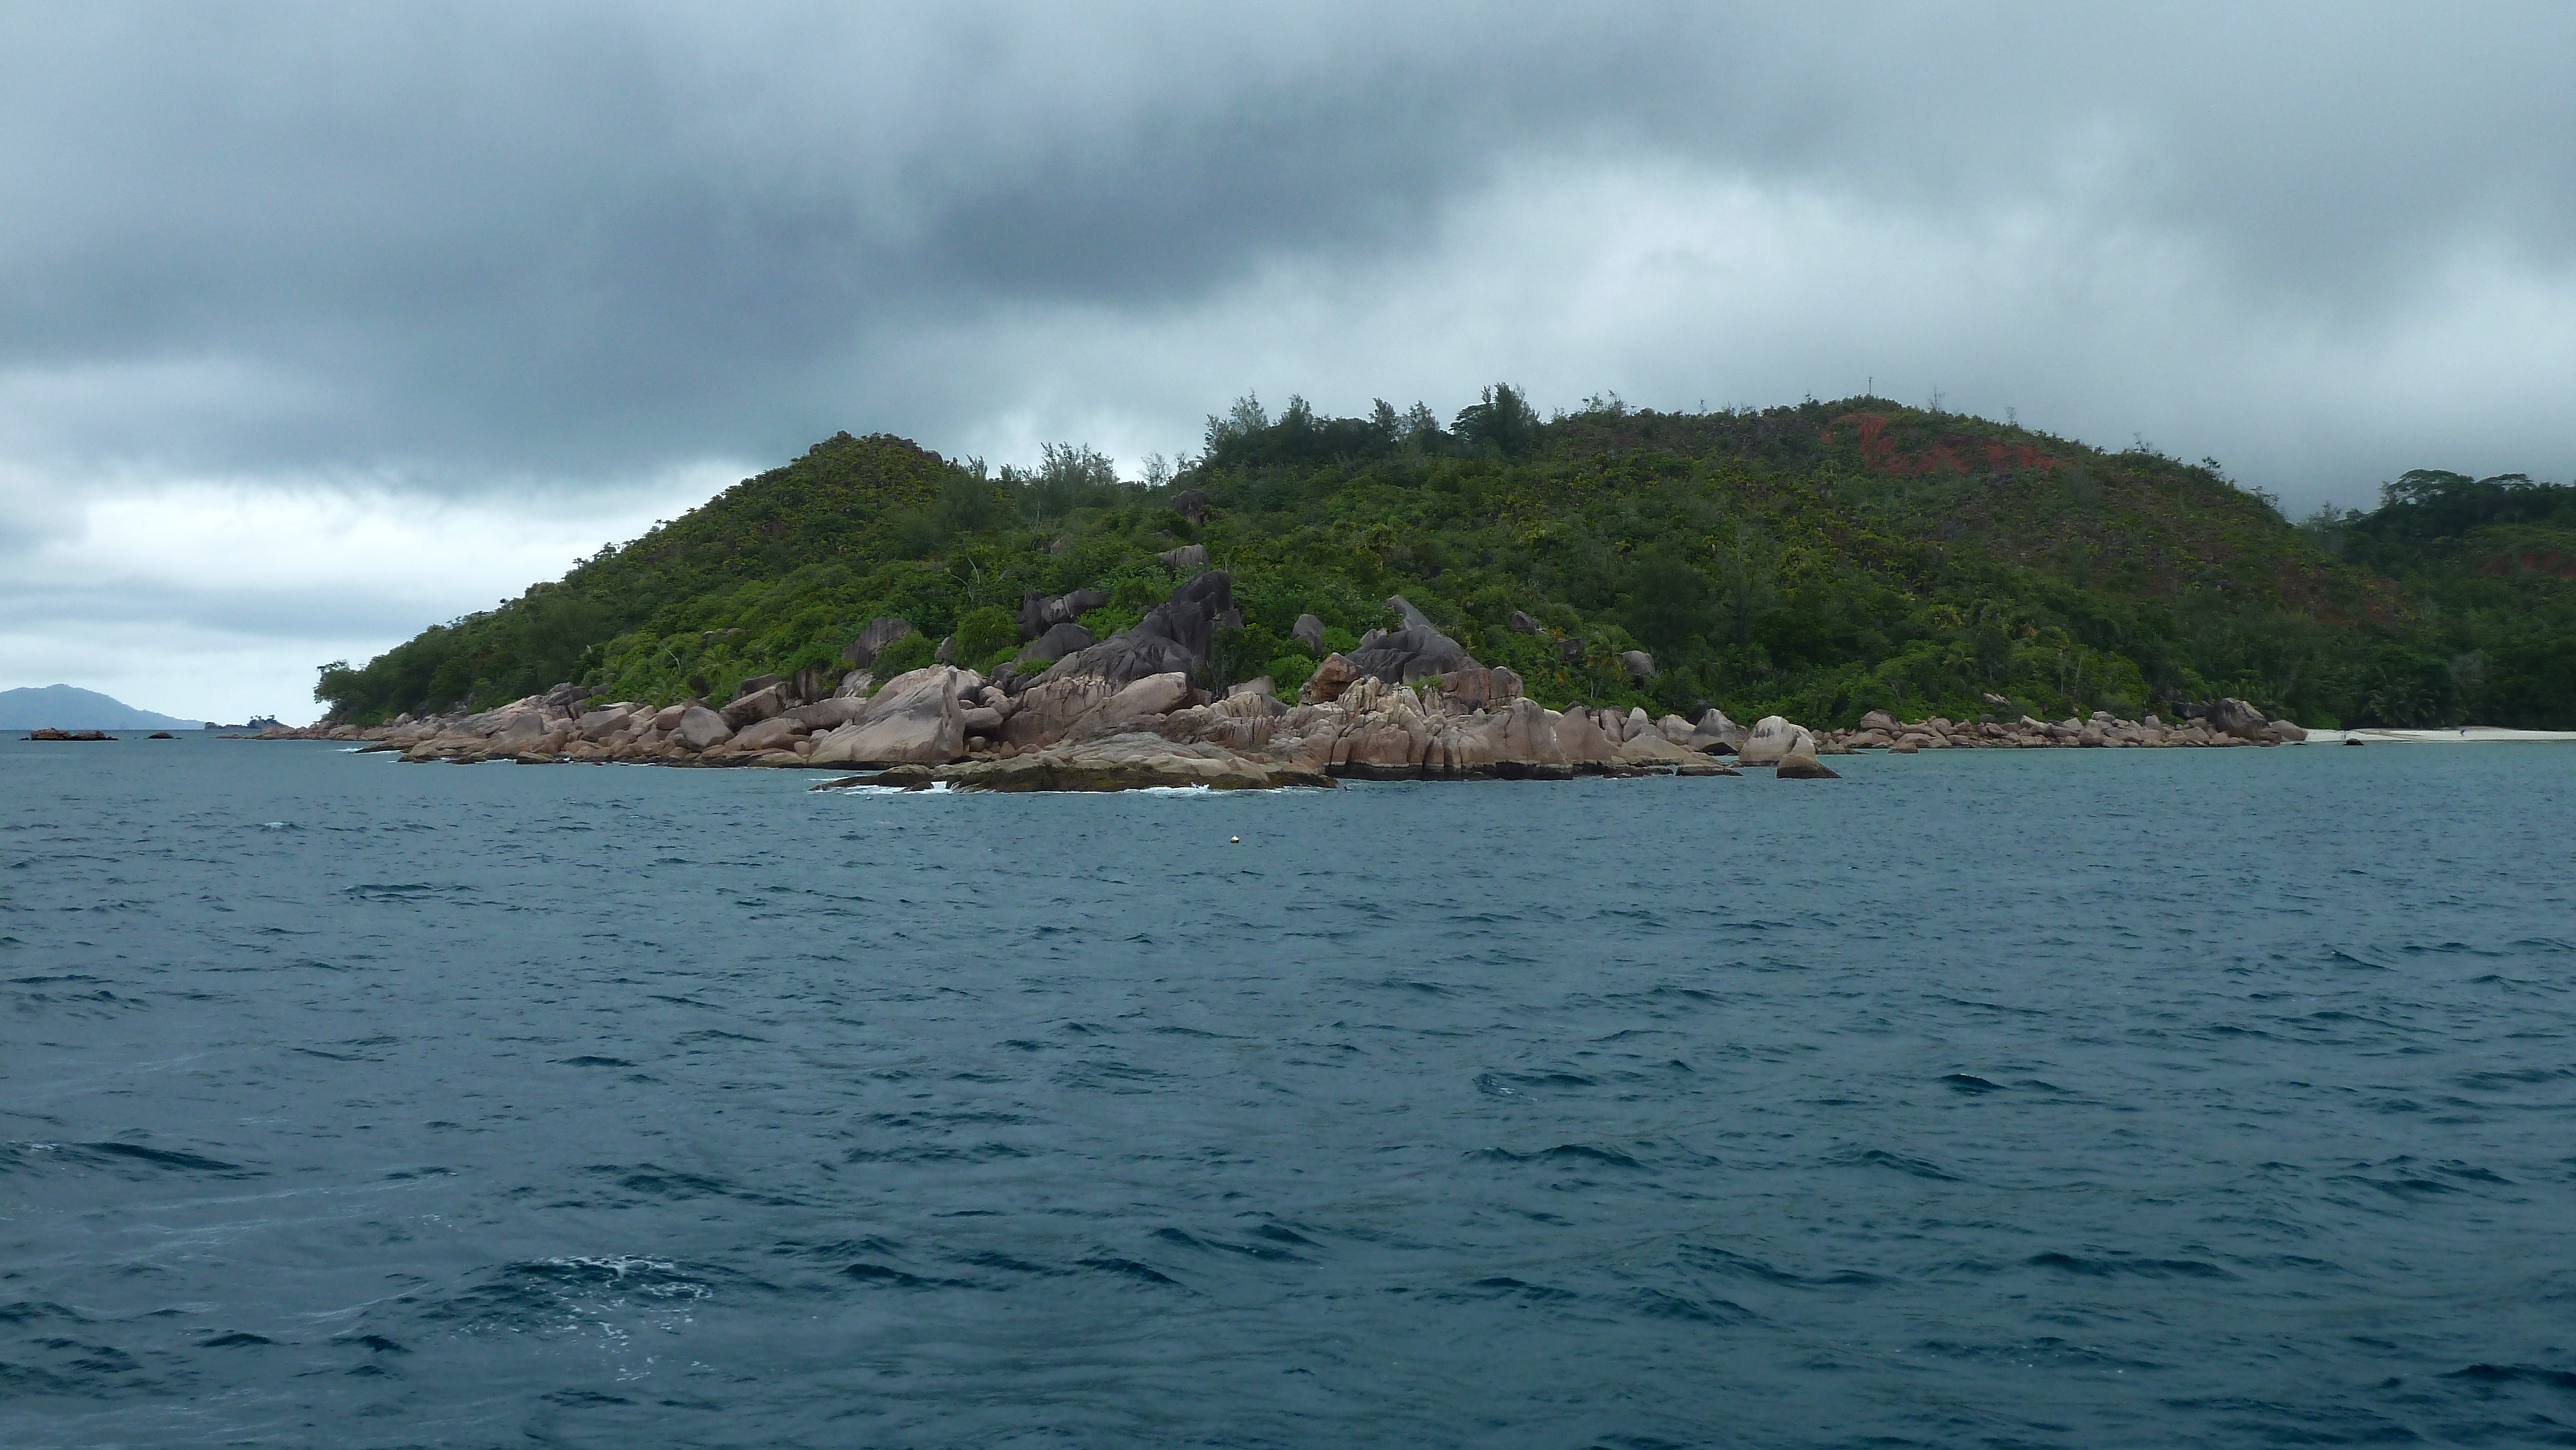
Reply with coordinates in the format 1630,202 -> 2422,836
3,737 -> 2572,1449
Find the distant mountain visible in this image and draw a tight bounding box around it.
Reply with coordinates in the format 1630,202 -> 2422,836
0,685 -> 204,731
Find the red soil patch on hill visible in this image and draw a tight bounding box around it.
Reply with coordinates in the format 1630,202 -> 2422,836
2476,551 -> 2576,580
1824,413 -> 2059,478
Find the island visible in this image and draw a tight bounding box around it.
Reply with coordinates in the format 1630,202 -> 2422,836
270,391 -> 2571,787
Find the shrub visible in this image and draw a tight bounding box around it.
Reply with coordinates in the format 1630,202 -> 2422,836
869,632 -> 935,679
1265,655 -> 1316,695
952,605 -> 1018,663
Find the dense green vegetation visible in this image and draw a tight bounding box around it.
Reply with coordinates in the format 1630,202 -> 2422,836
314,393 -> 2576,730
2299,470 -> 2576,727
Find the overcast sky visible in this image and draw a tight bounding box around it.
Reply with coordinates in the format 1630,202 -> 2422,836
7,3 -> 2573,722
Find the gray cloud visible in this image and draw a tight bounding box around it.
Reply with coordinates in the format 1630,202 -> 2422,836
8,3 -> 2576,713
5,3 -> 2570,485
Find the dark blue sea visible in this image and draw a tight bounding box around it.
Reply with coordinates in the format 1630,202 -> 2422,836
4,738 -> 2573,1448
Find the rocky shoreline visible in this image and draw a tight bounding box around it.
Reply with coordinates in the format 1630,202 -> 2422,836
255,571 -> 2311,789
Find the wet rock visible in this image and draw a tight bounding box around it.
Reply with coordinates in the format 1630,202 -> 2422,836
1617,731 -> 1700,767
1775,747 -> 1841,779
940,731 -> 1333,792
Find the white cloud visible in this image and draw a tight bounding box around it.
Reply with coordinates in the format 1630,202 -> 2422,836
0,465 -> 739,722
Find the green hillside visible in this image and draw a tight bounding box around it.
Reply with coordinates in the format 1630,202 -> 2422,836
314,392 -> 2571,730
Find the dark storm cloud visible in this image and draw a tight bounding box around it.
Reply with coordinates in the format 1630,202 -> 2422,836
3,3 -> 2573,488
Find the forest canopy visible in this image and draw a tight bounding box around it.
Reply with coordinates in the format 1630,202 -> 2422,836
314,394 -> 2576,730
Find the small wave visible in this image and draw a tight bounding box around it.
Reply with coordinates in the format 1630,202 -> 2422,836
840,1261 -> 974,1290
2452,1066 -> 2575,1091
1149,1225 -> 1308,1263
1470,1144 -> 1645,1169
1457,1276 -> 1577,1302
0,1299 -> 86,1325
2026,1251 -> 2235,1279
2445,1363 -> 2576,1389
76,1142 -> 256,1176
413,1255 -> 724,1336
1077,1256 -> 1182,1287
1940,1073 -> 2003,1095
1679,1245 -> 1885,1289
1836,1147 -> 1960,1181
1632,1287 -> 1754,1324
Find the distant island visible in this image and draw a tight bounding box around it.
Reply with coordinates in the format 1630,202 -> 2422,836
0,684 -> 211,732
307,391 -> 2574,742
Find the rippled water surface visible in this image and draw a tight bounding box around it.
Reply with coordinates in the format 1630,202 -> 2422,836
4,737 -> 2573,1448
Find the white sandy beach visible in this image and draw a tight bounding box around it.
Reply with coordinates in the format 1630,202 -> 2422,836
2302,726 -> 2576,744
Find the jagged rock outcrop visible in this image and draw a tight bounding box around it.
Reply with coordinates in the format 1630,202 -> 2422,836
1018,621 -> 1094,666
1018,588 -> 1109,639
1043,570 -> 1233,688
840,617 -> 916,667
1340,594 -> 1479,684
